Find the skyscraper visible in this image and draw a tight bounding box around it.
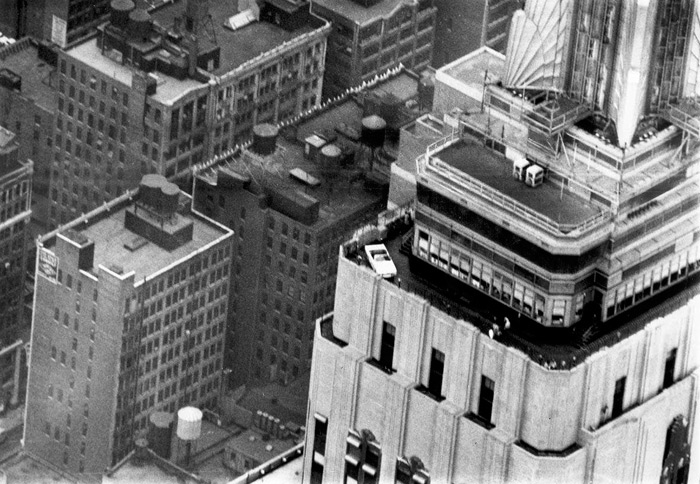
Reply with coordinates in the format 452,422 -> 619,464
24,175 -> 233,477
303,1 -> 700,482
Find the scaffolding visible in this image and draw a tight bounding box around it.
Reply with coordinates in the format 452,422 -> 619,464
662,97 -> 700,139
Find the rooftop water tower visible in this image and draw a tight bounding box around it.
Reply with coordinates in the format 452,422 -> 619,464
176,406 -> 202,468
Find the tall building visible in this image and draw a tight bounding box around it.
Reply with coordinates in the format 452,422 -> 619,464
24,0 -> 111,48
24,175 -> 233,478
431,0 -> 521,67
193,68 -> 424,389
0,126 -> 32,404
303,1 -> 700,483
310,0 -> 436,99
21,0 -> 328,229
0,38 -> 58,231
0,0 -> 24,39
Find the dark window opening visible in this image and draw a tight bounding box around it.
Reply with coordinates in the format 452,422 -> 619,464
663,349 -> 677,389
612,376 -> 626,418
378,322 -> 395,371
427,349 -> 444,399
478,376 -> 495,424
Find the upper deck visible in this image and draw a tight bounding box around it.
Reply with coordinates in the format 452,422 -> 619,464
417,134 -> 612,251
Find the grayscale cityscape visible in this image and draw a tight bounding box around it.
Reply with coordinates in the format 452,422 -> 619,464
0,0 -> 698,483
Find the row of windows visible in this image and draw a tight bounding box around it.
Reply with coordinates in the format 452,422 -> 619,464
417,230 -> 571,325
604,245 -> 700,318
367,323 -> 680,430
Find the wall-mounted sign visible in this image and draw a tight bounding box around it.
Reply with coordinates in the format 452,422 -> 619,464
51,15 -> 67,49
38,248 -> 58,283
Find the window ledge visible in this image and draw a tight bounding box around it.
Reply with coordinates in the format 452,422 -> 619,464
366,358 -> 395,374
464,412 -> 495,430
414,384 -> 445,402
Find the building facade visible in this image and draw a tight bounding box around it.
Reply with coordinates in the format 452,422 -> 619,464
24,175 -> 233,477
0,38 -> 58,232
193,70 -> 423,389
17,0 -> 329,229
303,0 -> 700,482
0,127 -> 32,402
304,238 -> 699,483
431,0 -> 520,67
310,0 -> 436,99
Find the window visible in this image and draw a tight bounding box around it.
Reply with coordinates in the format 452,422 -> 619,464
612,377 -> 626,418
478,376 -> 495,423
395,458 -> 430,484
378,322 -> 395,372
427,349 -> 444,399
311,414 -> 328,483
664,349 -> 677,389
345,431 -> 381,484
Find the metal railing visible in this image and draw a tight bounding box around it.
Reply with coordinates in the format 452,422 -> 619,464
420,153 -> 611,236
663,100 -> 700,138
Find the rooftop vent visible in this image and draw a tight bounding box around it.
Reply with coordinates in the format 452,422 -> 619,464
124,235 -> 148,252
289,168 -> 320,187
225,9 -> 258,31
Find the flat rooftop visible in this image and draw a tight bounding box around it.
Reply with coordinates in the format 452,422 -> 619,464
295,71 -> 421,142
344,224 -> 700,369
78,199 -> 225,281
228,429 -> 298,464
151,0 -> 324,76
440,46 -> 505,92
252,455 -> 303,484
1,453 -> 76,484
41,191 -> 228,282
207,132 -> 384,230
312,0 -> 416,26
434,140 -> 601,226
66,38 -> 204,105
0,39 -> 57,112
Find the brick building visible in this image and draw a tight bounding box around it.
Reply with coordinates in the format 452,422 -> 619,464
310,0 -> 436,99
24,175 -> 233,477
431,0 -> 520,67
5,0 -> 329,230
193,69 -> 424,389
0,127 -> 32,403
0,38 -> 58,231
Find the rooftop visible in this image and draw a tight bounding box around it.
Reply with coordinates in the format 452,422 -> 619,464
104,448 -> 205,484
433,139 -> 602,227
312,0 -> 415,26
81,201 -> 224,281
0,38 -> 57,112
66,37 -> 204,105
0,453 -> 76,484
343,222 -> 700,369
210,135 -> 385,230
236,374 -> 310,427
227,429 -> 298,464
295,71 -> 422,141
439,46 -> 505,93
42,189 -> 229,282
150,0 -> 324,77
